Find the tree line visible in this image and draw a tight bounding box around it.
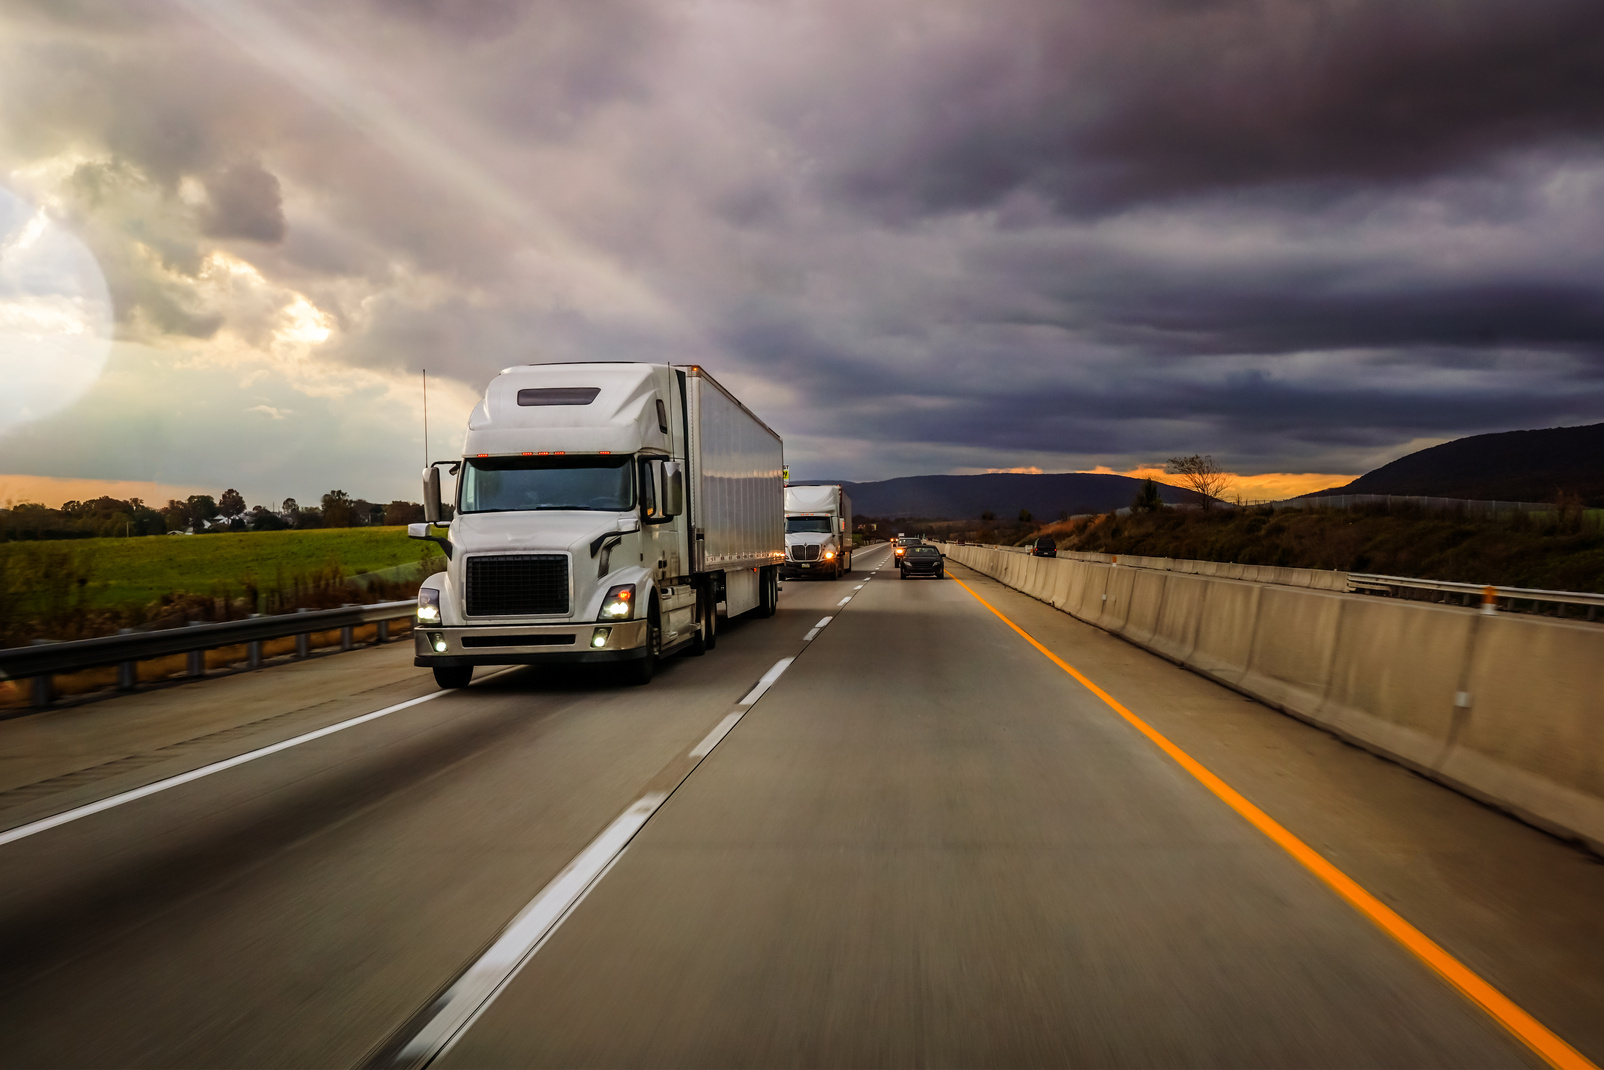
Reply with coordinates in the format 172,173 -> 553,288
0,490 -> 426,541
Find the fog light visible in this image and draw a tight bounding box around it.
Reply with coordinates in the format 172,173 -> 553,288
591,627 -> 611,649
430,633 -> 447,653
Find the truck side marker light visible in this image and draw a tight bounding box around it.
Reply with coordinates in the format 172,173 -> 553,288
949,572 -> 1596,1070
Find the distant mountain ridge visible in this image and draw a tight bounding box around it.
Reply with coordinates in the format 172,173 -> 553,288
791,472 -> 1205,520
1313,422 -> 1604,505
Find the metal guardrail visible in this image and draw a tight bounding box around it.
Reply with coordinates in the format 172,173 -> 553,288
1347,573 -> 1604,618
1,600 -> 416,709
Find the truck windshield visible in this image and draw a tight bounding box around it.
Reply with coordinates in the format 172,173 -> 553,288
786,516 -> 832,534
459,455 -> 634,513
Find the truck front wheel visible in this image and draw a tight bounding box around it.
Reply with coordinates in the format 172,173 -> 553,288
624,601 -> 662,685
432,665 -> 473,689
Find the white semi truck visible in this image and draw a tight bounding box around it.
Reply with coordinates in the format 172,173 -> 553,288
409,363 -> 785,688
782,484 -> 853,580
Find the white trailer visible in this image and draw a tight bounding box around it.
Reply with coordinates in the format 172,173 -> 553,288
410,363 -> 784,688
783,484 -> 853,580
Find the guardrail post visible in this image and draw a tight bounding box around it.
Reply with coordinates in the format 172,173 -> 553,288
376,620 -> 389,644
28,640 -> 54,708
295,608 -> 311,658
185,621 -> 206,677
340,605 -> 355,651
116,628 -> 137,690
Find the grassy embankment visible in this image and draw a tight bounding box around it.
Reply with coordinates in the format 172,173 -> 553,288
1022,505 -> 1604,592
1,527 -> 443,646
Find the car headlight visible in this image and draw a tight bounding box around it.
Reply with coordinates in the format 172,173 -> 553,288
599,583 -> 635,621
417,587 -> 442,623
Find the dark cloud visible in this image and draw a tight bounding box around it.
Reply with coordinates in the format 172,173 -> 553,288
201,160 -> 285,242
802,1 -> 1604,220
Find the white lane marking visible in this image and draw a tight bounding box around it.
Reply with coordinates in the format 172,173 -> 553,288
398,792 -> 668,1063
815,616 -> 834,628
737,656 -> 795,707
0,688 -> 456,847
854,584 -> 864,589
394,645 -> 816,1062
802,628 -> 820,642
836,596 -> 852,606
688,712 -> 743,757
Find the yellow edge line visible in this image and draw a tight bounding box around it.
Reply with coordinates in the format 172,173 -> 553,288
948,572 -> 1595,1070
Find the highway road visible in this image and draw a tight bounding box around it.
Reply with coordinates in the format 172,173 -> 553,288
2,542 -> 1602,1067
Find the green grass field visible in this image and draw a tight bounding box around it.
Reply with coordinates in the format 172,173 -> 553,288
9,527 -> 438,612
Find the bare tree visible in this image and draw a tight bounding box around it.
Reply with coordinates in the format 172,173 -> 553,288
1165,455 -> 1233,508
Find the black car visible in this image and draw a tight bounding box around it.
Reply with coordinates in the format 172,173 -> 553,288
899,544 -> 944,579
1029,536 -> 1057,558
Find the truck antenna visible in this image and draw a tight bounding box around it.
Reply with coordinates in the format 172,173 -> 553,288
422,368 -> 429,468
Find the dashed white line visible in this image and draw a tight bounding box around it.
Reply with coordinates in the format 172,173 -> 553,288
815,616 -> 834,628
393,792 -> 668,1064
0,686 -> 463,847
737,656 -> 795,707
383,650 -> 808,1065
688,712 -> 743,757
836,596 -> 852,606
854,584 -> 864,589
803,628 -> 821,641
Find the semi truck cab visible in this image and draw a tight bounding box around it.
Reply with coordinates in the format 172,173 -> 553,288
411,363 -> 783,689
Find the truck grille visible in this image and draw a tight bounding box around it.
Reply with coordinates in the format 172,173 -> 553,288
789,544 -> 821,561
464,554 -> 569,616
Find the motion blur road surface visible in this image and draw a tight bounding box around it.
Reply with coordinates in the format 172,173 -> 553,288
1,543 -> 1601,1067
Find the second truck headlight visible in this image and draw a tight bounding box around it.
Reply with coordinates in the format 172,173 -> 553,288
417,587 -> 442,623
599,584 -> 635,621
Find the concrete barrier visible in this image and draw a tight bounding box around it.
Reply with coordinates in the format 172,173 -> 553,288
937,540 -> 1604,854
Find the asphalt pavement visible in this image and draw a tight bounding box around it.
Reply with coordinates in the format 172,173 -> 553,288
1,542 -> 1600,1068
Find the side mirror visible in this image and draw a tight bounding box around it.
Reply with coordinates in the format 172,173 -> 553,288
423,466 -> 444,523
407,522 -> 453,560
662,460 -> 684,517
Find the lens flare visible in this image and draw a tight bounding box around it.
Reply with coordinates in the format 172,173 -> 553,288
0,189 -> 114,433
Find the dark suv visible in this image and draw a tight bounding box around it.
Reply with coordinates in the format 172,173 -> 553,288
1029,536 -> 1057,558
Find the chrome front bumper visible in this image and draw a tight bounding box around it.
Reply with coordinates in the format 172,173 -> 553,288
413,619 -> 649,664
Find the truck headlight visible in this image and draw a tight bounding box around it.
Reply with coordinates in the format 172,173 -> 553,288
417,587 -> 442,623
823,550 -> 835,560
599,584 -> 635,621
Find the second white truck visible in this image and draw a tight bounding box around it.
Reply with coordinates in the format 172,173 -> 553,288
783,484 -> 853,580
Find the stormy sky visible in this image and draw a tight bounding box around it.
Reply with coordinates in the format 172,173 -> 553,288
3,0 -> 1604,506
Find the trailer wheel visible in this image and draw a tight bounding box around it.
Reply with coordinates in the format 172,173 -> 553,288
432,665 -> 473,689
